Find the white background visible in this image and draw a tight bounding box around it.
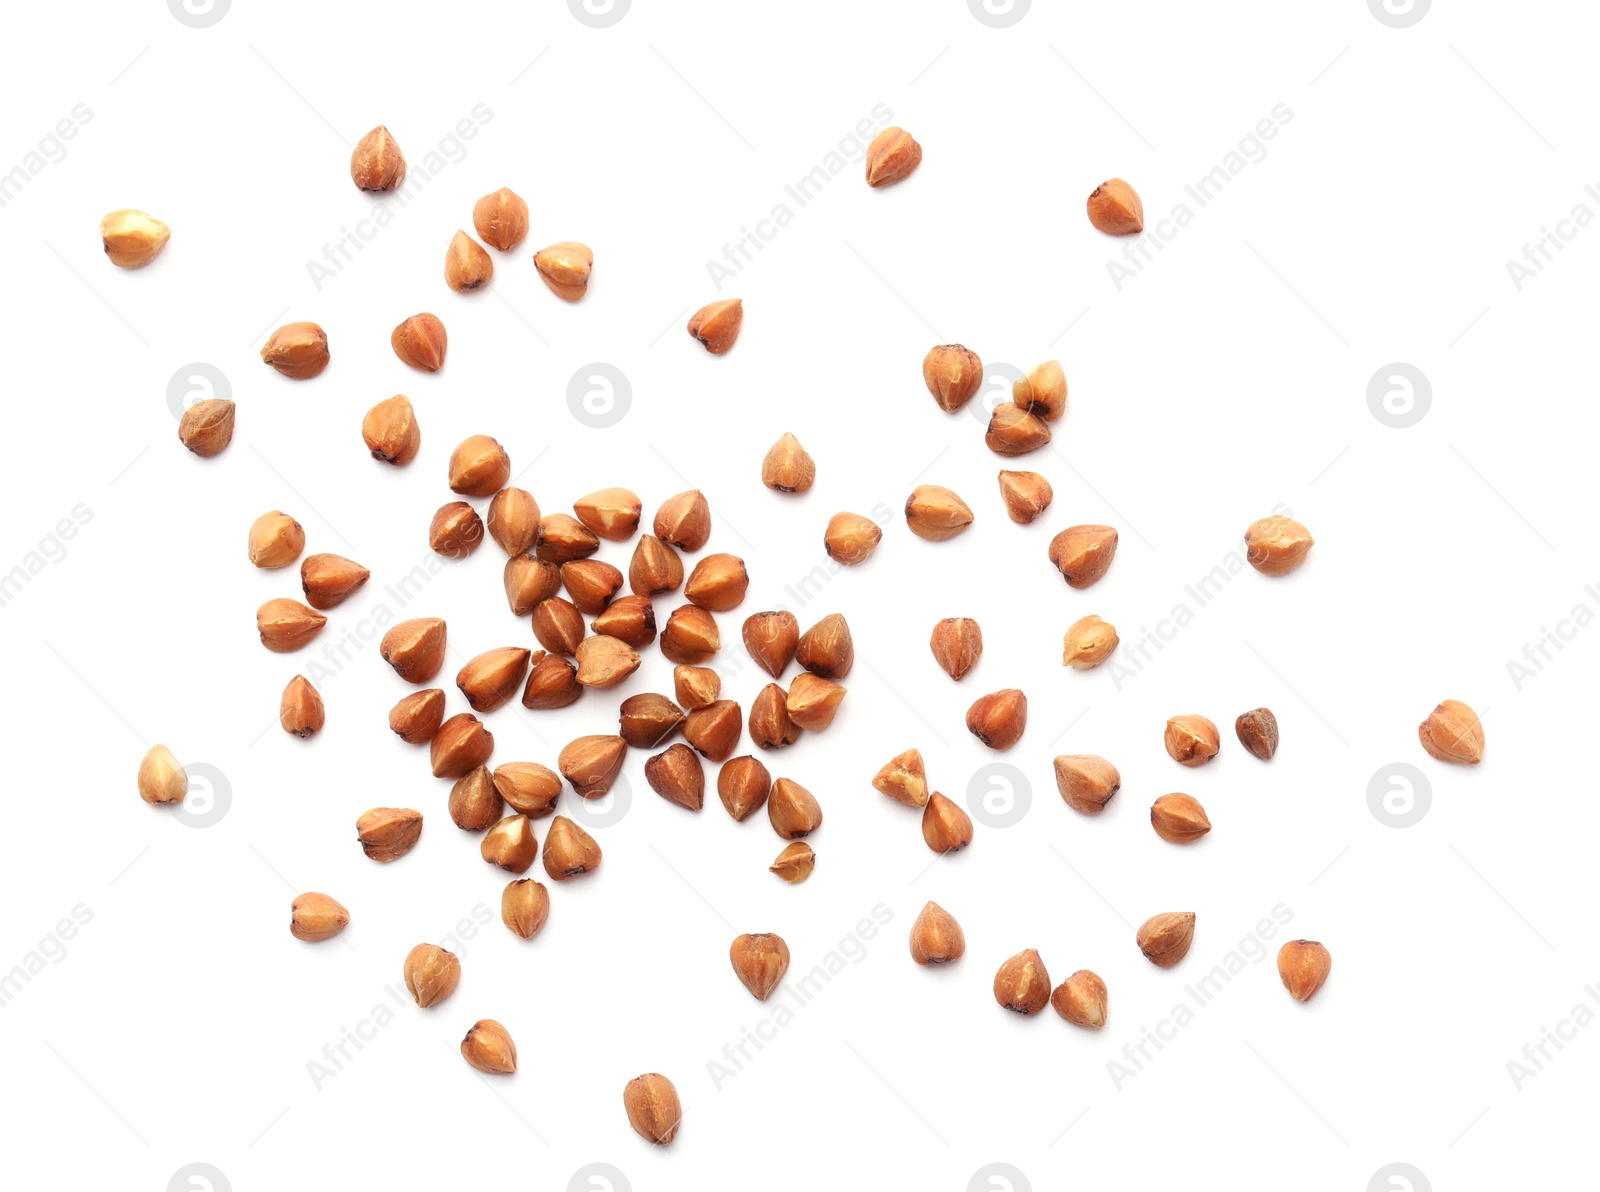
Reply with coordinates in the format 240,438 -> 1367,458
1,1 -> 1594,1189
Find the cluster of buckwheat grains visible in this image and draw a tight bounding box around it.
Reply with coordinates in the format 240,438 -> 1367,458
120,122 -> 1488,1147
